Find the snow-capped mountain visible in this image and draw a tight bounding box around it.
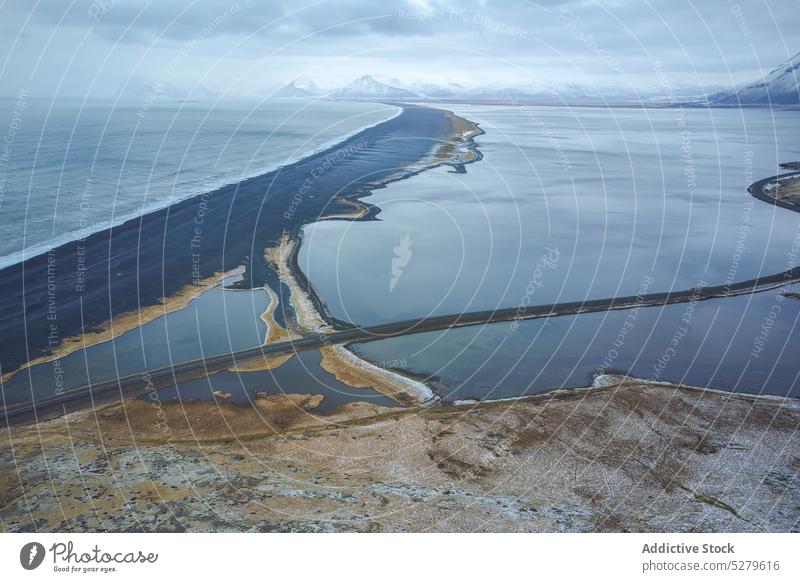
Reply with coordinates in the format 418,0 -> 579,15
333,75 -> 423,100
639,82 -> 727,103
323,75 -> 719,104
274,79 -> 325,98
460,81 -> 601,102
711,51 -> 800,105
275,73 -> 725,104
328,75 -> 606,102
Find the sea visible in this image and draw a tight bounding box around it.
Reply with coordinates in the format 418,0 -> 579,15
0,97 -> 399,269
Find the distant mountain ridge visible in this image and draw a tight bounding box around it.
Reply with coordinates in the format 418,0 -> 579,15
711,51 -> 800,105
273,79 -> 323,98
333,75 -> 422,99
274,74 -> 719,104
275,54 -> 800,106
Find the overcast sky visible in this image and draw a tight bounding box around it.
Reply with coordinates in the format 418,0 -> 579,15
1,0 -> 798,99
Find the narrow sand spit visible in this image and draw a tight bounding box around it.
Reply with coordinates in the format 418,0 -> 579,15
259,285 -> 298,345
264,234 -> 332,334
228,285 -> 298,373
319,345 -> 434,406
263,235 -> 436,406
435,109 -> 483,165
227,353 -> 294,373
316,197 -> 371,221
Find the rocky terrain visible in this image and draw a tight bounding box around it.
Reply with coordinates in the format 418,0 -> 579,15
1,375 -> 798,532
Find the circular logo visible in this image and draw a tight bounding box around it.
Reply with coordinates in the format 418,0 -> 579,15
20,542 -> 46,570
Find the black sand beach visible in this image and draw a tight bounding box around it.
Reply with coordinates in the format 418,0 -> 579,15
0,104 -> 466,378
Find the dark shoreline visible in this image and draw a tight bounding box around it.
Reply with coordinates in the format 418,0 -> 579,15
0,103 -> 468,378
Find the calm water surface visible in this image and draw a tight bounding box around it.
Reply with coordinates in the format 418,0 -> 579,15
302,105 -> 800,397
300,105 -> 800,324
352,284 -> 800,400
149,350 -> 398,413
2,283 -> 268,404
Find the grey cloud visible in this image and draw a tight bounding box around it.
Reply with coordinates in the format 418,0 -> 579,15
8,0 -> 482,42
0,0 -> 798,98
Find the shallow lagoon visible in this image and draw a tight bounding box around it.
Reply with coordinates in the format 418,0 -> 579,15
352,284 -> 800,400
1,284 -> 268,404
149,350 -> 398,413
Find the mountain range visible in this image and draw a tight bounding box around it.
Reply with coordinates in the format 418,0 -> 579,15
273,79 -> 324,99
276,52 -> 800,106
120,52 -> 799,107
710,51 -> 800,105
275,74 -> 722,104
